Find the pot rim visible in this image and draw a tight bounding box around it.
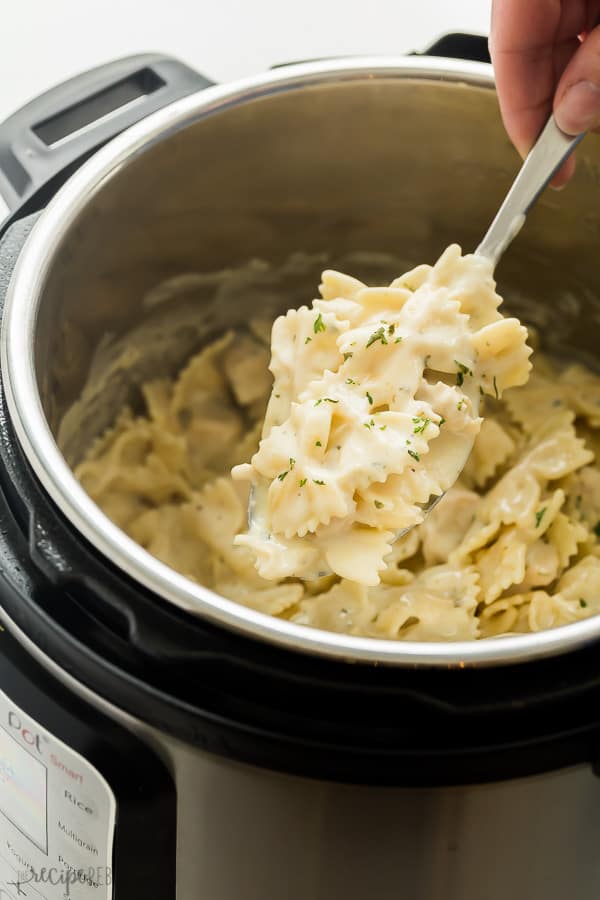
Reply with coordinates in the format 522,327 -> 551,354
4,54 -> 598,668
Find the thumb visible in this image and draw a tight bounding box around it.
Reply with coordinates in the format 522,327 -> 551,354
555,26 -> 600,134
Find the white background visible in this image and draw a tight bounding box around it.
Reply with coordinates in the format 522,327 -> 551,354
0,0 -> 491,122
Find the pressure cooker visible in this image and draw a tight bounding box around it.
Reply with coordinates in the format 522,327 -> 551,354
1,34 -> 600,900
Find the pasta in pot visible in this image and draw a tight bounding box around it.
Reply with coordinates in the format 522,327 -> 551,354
75,256 -> 600,643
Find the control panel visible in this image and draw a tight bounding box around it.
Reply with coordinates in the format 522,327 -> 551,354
0,689 -> 115,900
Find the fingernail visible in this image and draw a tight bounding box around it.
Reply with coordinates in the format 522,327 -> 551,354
549,183 -> 566,192
555,80 -> 600,134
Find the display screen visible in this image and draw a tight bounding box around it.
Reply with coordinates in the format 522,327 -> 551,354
0,725 -> 47,852
33,67 -> 165,147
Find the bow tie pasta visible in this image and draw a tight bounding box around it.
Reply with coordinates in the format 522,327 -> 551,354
232,245 -> 532,585
74,251 -> 600,643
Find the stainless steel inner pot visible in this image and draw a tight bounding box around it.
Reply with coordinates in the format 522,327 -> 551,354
4,56 -> 600,667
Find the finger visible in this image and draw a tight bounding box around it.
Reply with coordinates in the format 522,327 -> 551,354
585,0 -> 600,36
491,0 -> 591,161
555,25 -> 600,133
491,0 -> 566,157
549,153 -> 576,188
549,4 -> 589,184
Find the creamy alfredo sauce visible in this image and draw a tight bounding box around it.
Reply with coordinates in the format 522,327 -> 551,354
233,245 -> 532,585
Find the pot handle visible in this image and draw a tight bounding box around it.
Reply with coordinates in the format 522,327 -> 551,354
0,54 -> 213,228
272,33 -> 491,70
420,32 -> 491,64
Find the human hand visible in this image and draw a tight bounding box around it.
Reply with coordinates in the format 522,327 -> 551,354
490,0 -> 600,185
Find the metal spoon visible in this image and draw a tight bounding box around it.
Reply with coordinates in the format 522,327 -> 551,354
248,116 -> 585,552
409,118 -> 585,526
407,118 -> 585,529
476,115 -> 584,265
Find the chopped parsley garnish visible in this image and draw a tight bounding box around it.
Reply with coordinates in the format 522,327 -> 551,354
346,378 -> 358,385
493,375 -> 499,400
315,440 -> 322,447
366,391 -> 373,405
438,417 -> 446,426
366,326 -> 388,348
289,458 -> 296,469
364,419 -> 375,429
313,479 -> 325,485
305,336 -> 312,344
343,351 -> 353,361
457,399 -> 466,411
580,598 -> 588,608
299,478 -> 307,487
313,312 -> 326,333
387,323 -> 396,336
275,393 -> 281,398
407,449 -> 420,462
455,360 -> 472,387
412,416 -> 430,434
455,360 -> 472,375
535,507 -> 547,528
314,399 -> 322,406
374,500 -> 384,509
324,397 -> 338,403
277,470 -> 289,481
395,336 -> 403,343
379,425 -> 387,431
594,521 -> 600,537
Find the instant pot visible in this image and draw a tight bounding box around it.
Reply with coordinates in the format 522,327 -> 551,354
1,35 -> 600,900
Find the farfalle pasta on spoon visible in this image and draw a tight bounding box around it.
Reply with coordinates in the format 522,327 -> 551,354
233,245 -> 532,585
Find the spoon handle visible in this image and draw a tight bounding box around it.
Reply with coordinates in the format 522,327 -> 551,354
476,116 -> 585,268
